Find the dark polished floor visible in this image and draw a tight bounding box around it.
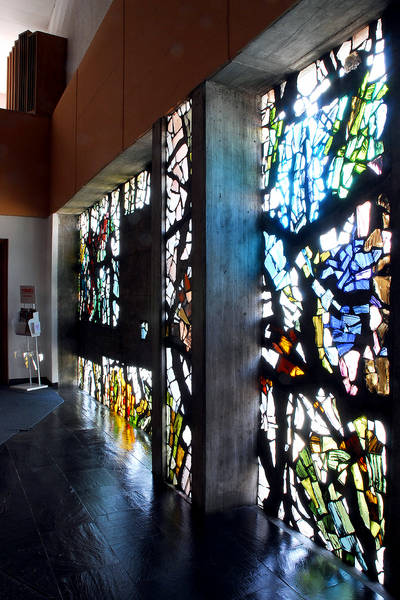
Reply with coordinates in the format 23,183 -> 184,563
0,387 -> 391,600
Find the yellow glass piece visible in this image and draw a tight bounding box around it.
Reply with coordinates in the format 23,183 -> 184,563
320,251 -> 330,262
312,481 -> 327,513
365,357 -> 390,395
178,307 -> 190,325
322,437 -> 338,453
354,416 -> 367,443
305,246 -> 313,258
310,434 -> 321,453
348,97 -> 364,136
382,212 -> 390,228
352,463 -> 364,491
313,400 -> 324,413
366,489 -> 378,507
373,276 -> 390,304
283,286 -> 296,302
174,413 -> 183,436
136,398 -> 148,415
377,321 -> 388,343
357,490 -> 371,528
376,256 -> 390,271
316,298 -> 324,316
290,366 -> 304,376
313,315 -> 323,347
364,229 -> 383,251
279,336 -> 292,354
302,477 -> 319,508
322,357 -> 333,373
328,483 -> 339,501
176,445 -> 185,469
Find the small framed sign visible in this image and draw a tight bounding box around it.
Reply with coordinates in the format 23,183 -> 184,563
20,285 -> 35,305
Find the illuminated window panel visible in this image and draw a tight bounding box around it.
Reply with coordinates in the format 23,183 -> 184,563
259,19 -> 390,584
79,191 -> 120,327
164,100 -> 193,497
124,169 -> 151,215
261,19 -> 387,233
78,356 -> 152,434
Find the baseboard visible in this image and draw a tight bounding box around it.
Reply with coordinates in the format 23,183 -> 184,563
8,377 -> 58,388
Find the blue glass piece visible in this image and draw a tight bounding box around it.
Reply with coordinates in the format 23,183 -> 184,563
328,502 -> 345,536
344,280 -> 370,292
371,296 -> 382,308
354,304 -> 370,314
342,314 -> 360,326
336,343 -> 355,356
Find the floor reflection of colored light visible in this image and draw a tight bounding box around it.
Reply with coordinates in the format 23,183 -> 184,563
112,413 -> 136,450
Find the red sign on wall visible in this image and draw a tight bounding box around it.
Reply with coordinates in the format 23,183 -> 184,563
20,285 -> 35,304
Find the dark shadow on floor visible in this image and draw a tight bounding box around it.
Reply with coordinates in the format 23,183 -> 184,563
0,387 -> 391,599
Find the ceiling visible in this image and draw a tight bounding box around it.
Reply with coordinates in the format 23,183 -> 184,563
0,0 -> 57,103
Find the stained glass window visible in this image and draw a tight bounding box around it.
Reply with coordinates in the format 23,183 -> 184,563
124,169 -> 151,215
79,191 -> 120,326
79,169 -> 151,326
259,19 -> 389,583
164,100 -> 193,496
78,356 -> 152,433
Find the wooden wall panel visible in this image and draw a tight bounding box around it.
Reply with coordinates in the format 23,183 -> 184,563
123,0 -> 228,149
76,0 -> 124,191
0,109 -> 50,217
228,0 -> 299,59
49,0 -> 302,213
50,73 -> 77,214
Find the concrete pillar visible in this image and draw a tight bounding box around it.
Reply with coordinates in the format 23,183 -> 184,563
57,213 -> 79,385
191,81 -> 261,512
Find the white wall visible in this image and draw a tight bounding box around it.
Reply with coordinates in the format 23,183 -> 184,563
0,215 -> 57,383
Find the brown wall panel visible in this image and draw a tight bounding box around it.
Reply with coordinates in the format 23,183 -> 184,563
123,0 -> 229,149
0,109 -> 50,217
228,0 -> 299,59
49,0 -> 300,211
76,0 -> 124,191
50,73 -> 77,214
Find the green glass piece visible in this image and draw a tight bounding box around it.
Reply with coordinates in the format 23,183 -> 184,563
325,136 -> 333,155
354,164 -> 366,174
296,459 -> 308,479
364,83 -> 375,102
350,101 -> 366,136
360,72 -> 369,97
376,83 -> 389,100
357,490 -> 371,528
331,157 -> 344,190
